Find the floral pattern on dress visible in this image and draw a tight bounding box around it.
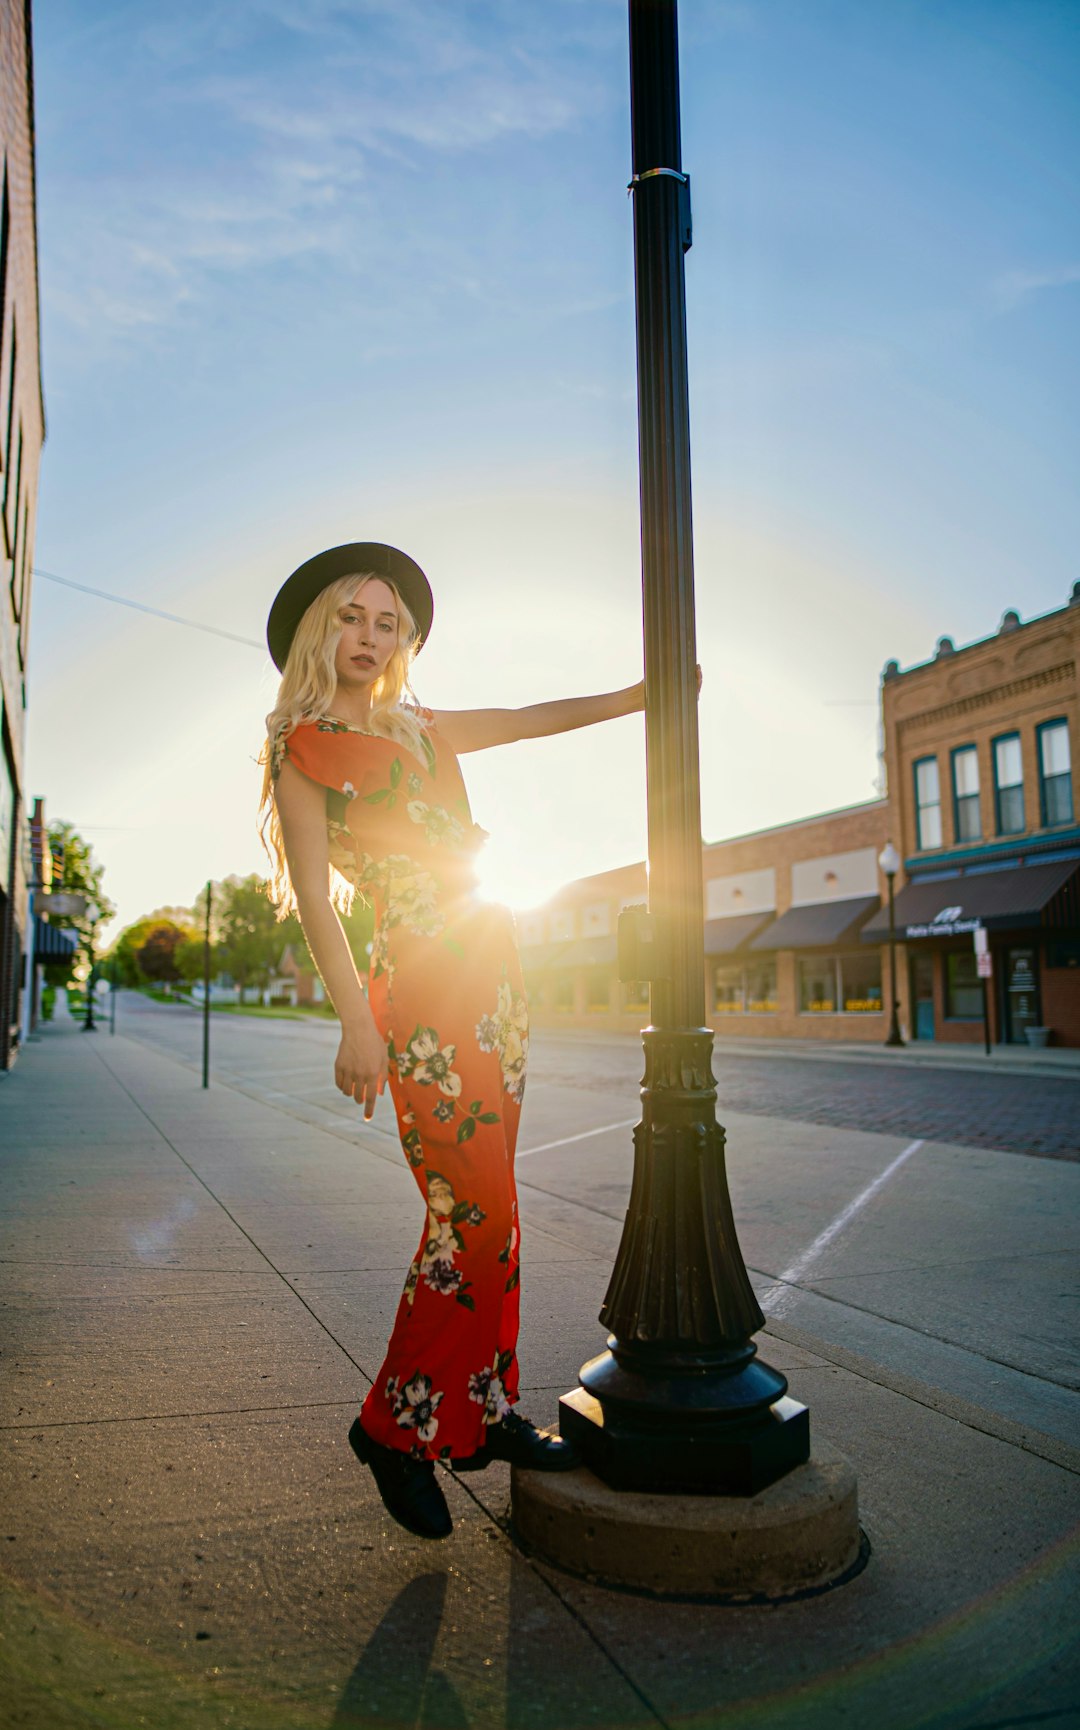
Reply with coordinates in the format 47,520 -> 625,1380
467,1348 -> 515,1425
401,1169 -> 488,1312
386,1371 -> 444,1443
476,974 -> 530,1103
396,1025 -> 462,1098
398,1106 -> 423,1170
406,798 -> 466,849
370,915 -> 394,986
280,717 -> 526,1463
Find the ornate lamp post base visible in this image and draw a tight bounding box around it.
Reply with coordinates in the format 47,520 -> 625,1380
561,1383 -> 809,1498
557,1027 -> 810,1496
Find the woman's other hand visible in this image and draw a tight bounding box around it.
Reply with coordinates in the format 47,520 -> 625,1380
335,1015 -> 389,1119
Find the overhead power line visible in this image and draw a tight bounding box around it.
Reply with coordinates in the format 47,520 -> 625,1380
34,567 -> 264,650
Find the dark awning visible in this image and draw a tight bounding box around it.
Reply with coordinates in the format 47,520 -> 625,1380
750,895 -> 880,951
558,935 -> 618,967
704,912 -> 775,954
518,941 -> 571,969
34,918 -> 80,960
861,859 -> 1080,941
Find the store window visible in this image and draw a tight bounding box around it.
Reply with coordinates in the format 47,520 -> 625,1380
798,957 -> 837,1014
622,980 -> 649,1011
553,976 -> 573,1012
1038,720 -> 1072,828
914,757 -> 942,850
745,960 -> 777,1014
945,951 -> 982,1019
993,734 -> 1025,835
839,952 -> 882,1013
581,901 -> 611,937
951,745 -> 981,843
585,968 -> 610,1011
713,966 -> 744,1014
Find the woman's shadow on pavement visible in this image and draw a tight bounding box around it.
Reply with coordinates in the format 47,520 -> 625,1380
330,1571 -> 470,1730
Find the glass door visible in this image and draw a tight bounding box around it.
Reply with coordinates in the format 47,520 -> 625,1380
1003,947 -> 1040,1043
911,952 -> 934,1040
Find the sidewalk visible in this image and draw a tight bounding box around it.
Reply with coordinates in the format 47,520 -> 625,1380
2,1007 -> 1078,1729
554,1021 -> 1080,1078
710,1033 -> 1080,1076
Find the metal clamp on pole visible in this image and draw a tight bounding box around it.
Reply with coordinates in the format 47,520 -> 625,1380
627,167 -> 692,251
617,904 -> 666,983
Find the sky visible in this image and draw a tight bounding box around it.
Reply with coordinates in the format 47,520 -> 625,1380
25,0 -> 1080,939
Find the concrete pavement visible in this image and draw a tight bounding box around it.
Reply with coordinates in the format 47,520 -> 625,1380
1,1003 -> 1078,1729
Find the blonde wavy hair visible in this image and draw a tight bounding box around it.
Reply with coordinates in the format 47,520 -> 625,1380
258,572 -> 427,917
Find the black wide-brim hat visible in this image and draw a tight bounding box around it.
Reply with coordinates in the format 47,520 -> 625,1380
267,542 -> 434,672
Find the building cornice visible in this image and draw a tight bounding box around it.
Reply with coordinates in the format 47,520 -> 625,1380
894,662 -> 1074,736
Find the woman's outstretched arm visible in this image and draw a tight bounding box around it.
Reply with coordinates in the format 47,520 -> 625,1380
274,759 -> 388,1118
431,681 -> 644,756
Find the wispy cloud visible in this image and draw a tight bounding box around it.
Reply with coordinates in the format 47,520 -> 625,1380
39,0 -> 610,353
991,262 -> 1080,313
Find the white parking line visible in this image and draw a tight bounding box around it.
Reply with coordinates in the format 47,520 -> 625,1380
759,1138 -> 925,1320
518,1118 -> 639,1159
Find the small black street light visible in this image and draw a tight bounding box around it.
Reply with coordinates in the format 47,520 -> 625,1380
878,842 -> 905,1047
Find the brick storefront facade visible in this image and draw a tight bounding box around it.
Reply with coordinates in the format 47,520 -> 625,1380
873,589 -> 1080,1048
0,0 -> 45,1067
520,589 -> 1080,1048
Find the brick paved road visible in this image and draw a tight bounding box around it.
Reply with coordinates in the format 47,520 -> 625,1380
528,1039 -> 1080,1161
111,995 -> 1079,1160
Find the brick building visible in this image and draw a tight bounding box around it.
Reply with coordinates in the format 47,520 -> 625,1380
865,586 -> 1079,1046
0,0 -> 45,1068
519,800 -> 896,1039
519,587 -> 1080,1047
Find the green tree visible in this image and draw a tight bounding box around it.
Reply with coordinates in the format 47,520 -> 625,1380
215,873 -> 299,1002
44,821 -> 116,984
134,922 -> 192,984
108,908 -> 197,986
174,931 -> 208,987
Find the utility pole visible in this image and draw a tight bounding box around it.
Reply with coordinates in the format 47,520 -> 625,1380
559,0 -> 809,1495
202,880 -> 212,1089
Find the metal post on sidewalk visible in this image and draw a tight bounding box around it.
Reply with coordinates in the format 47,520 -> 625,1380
83,910 -> 98,1033
109,961 -> 117,1035
975,926 -> 992,1055
202,880 -> 212,1089
558,0 -> 808,1496
878,843 -> 904,1047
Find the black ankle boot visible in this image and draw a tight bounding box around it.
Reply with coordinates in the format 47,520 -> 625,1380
454,1410 -> 580,1473
348,1418 -> 453,1539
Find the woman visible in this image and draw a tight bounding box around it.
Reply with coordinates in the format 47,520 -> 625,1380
261,541 -> 643,1540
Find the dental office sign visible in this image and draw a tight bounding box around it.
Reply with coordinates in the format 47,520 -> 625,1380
904,905 -> 983,940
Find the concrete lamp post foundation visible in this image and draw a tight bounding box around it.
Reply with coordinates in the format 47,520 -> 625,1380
511,1439 -> 861,1600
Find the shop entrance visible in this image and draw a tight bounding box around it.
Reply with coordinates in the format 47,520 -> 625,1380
1002,947 -> 1040,1044
911,952 -> 934,1040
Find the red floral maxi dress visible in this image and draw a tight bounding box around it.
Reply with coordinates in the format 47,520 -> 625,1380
276,713 -> 528,1463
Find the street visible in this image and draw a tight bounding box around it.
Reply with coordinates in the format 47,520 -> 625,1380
2,997 -> 1078,1729
116,993 -> 1079,1445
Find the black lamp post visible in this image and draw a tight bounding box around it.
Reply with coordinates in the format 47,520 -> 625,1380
82,903 -> 100,1033
878,842 -> 904,1047
558,0 -> 808,1496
